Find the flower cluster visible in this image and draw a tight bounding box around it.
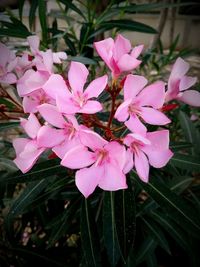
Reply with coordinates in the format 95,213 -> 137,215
1,34 -> 199,197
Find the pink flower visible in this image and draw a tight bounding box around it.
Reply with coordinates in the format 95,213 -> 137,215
17,69 -> 50,97
166,57 -> 200,107
0,42 -> 17,84
61,128 -> 127,197
115,74 -> 170,134
37,103 -> 81,158
124,129 -> 173,182
94,34 -> 143,77
27,35 -> 67,66
43,62 -> 108,114
13,113 -> 63,173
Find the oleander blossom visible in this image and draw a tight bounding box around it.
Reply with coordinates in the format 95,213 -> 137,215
166,57 -> 200,107
94,34 -> 143,78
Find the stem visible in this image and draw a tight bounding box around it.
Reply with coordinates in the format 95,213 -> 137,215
107,94 -> 116,128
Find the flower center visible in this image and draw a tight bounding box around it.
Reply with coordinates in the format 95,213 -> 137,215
128,102 -> 141,116
63,123 -> 75,139
0,66 -> 5,77
94,149 -> 109,167
73,92 -> 87,108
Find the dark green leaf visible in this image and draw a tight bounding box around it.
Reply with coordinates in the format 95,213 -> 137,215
0,122 -> 19,131
38,0 -> 48,45
170,141 -> 192,152
19,0 -> 26,20
59,0 -> 86,20
69,56 -> 97,65
132,172 -> 200,238
95,19 -> 157,36
171,153 -> 200,171
0,28 -> 30,38
3,159 -> 66,184
136,236 -> 157,265
179,111 -> 200,155
142,217 -> 171,254
81,199 -> 101,267
103,191 -> 121,267
29,0 -> 38,29
115,179 -> 136,260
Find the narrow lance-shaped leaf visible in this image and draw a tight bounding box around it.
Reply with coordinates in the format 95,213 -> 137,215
38,0 -> 48,45
179,111 -> 200,155
115,178 -> 136,261
103,191 -> 121,267
81,199 -> 101,267
131,172 -> 200,238
170,153 -> 200,171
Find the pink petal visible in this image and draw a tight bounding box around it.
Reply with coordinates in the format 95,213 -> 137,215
38,103 -> 66,128
134,150 -> 149,182
94,38 -> 114,69
56,95 -> 80,114
178,90 -> 200,107
124,74 -> 148,100
98,163 -> 127,191
22,96 -> 38,113
168,57 -> 189,94
42,74 -> 70,100
76,166 -> 101,197
40,49 -> 53,73
17,70 -> 49,96
114,99 -> 132,122
53,136 -> 81,159
131,44 -> 144,58
117,54 -> 141,72
79,128 -> 108,150
53,51 -> 67,63
20,113 -> 41,139
0,42 -> 10,66
141,107 -> 171,125
123,148 -> 134,174
68,62 -> 88,93
84,75 -> 108,98
136,81 -> 165,109
27,35 -> 40,54
146,150 -> 173,168
125,115 -> 147,135
14,140 -> 45,173
105,141 -> 127,170
37,126 -> 65,148
0,73 -> 17,84
179,76 -> 197,91
79,100 -> 102,114
61,145 -> 95,169
113,34 -> 131,61
124,133 -> 150,147
13,138 -> 30,155
146,130 -> 170,150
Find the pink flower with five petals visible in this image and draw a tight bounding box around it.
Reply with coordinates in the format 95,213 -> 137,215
124,128 -> 173,182
115,74 -> 170,134
61,128 -> 128,198
94,34 -> 143,78
166,57 -> 200,107
43,62 -> 108,114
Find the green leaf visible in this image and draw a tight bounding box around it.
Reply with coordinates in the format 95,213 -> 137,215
171,153 -> 200,171
103,191 -> 121,267
81,199 -> 101,267
179,111 -> 200,155
3,159 -> 66,184
95,19 -> 157,36
115,179 -> 136,260
170,141 -> 192,152
47,197 -> 81,247
19,0 -> 26,21
149,210 -> 189,251
58,0 -> 86,20
0,122 -> 19,131
0,28 -> 30,38
29,0 -> 38,29
142,217 -> 171,254
132,172 -> 200,238
69,56 -> 97,65
38,0 -> 48,45
136,236 -> 157,265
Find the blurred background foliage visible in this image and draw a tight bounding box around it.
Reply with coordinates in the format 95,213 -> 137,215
0,0 -> 200,266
